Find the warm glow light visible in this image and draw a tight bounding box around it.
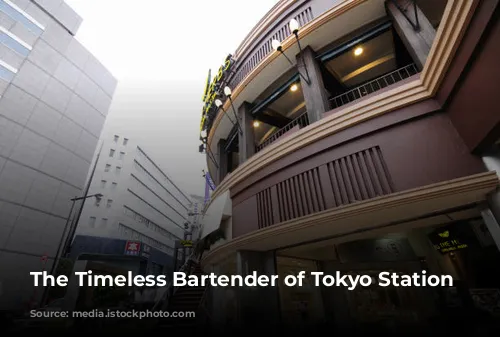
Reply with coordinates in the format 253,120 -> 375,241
290,84 -> 298,92
253,121 -> 260,127
354,47 -> 363,56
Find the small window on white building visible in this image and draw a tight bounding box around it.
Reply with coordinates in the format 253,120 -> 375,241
101,218 -> 108,227
119,151 -> 125,160
115,166 -> 122,175
109,149 -> 115,157
100,180 -> 107,188
114,135 -> 119,143
104,164 -> 111,172
111,182 -> 117,190
89,216 -> 96,227
123,138 -> 129,146
95,198 -> 101,207
106,199 -> 113,208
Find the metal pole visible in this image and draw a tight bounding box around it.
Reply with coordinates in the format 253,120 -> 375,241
40,198 -> 76,307
63,148 -> 102,256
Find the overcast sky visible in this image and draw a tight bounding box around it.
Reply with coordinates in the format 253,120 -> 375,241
65,0 -> 276,197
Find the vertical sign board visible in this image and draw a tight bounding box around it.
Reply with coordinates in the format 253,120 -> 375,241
124,241 -> 141,256
141,244 -> 151,259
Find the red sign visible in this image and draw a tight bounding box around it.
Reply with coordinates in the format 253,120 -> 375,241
124,241 -> 141,256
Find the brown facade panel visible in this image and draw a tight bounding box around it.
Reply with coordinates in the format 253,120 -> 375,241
230,112 -> 486,238
446,0 -> 500,152
232,196 -> 259,237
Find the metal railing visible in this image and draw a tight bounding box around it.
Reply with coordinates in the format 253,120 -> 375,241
255,112 -> 309,152
329,63 -> 419,110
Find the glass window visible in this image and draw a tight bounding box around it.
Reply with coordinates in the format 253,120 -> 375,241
0,0 -> 43,35
101,218 -> 108,227
111,182 -> 117,190
106,199 -> 113,208
89,216 -> 96,227
104,164 -> 111,172
119,152 -> 125,160
114,135 -> 119,143
0,63 -> 15,82
115,166 -> 121,175
123,138 -> 129,146
109,149 -> 115,157
100,180 -> 106,188
0,30 -> 30,56
94,198 -> 101,207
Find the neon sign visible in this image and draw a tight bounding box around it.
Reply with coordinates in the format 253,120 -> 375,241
200,54 -> 234,132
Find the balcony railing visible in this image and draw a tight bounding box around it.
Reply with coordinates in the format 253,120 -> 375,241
256,112 -> 309,152
329,63 -> 419,110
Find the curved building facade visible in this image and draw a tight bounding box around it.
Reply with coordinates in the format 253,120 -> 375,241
0,0 -> 116,310
198,0 -> 500,332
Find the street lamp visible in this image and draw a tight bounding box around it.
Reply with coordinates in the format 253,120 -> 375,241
271,19 -> 311,84
40,193 -> 103,307
215,98 -> 237,126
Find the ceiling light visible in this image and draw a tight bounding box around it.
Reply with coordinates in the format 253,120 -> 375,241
290,84 -> 298,92
253,121 -> 260,127
354,47 -> 363,56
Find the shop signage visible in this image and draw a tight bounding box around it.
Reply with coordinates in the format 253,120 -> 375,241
200,54 -> 235,132
124,241 -> 141,256
428,224 -> 472,254
180,240 -> 193,247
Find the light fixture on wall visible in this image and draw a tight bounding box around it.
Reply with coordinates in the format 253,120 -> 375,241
290,83 -> 298,92
354,46 -> 363,56
289,18 -> 310,84
224,86 -> 243,134
271,18 -> 311,85
253,120 -> 260,128
215,98 -> 237,126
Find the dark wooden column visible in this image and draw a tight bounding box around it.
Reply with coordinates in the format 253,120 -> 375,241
217,139 -> 228,185
297,46 -> 330,123
238,101 -> 255,163
236,250 -> 280,329
387,0 -> 436,70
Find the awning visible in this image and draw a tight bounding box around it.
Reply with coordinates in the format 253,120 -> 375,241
200,190 -> 231,240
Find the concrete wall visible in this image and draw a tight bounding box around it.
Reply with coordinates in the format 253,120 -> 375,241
0,0 -> 117,311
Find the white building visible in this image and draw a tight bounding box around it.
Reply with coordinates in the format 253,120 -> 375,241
0,0 -> 116,310
75,134 -> 192,256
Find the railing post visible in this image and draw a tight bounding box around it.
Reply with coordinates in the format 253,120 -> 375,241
387,0 -> 436,70
238,101 -> 255,163
217,139 -> 228,185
